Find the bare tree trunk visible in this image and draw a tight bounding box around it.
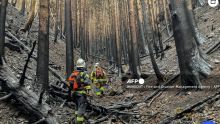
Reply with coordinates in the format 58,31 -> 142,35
20,0 -> 25,15
162,0 -> 172,36
141,0 -> 164,82
150,0 -> 160,58
187,0 -> 207,45
20,0 -> 36,32
156,0 -> 165,59
74,0 -> 78,48
136,0 -> 147,54
65,0 -> 74,78
80,0 -> 85,60
170,0 -> 212,87
114,0 -> 121,77
59,0 -> 63,39
124,0 -> 132,72
0,0 -> 8,65
54,0 -> 59,42
128,0 -> 140,78
37,0 -> 50,104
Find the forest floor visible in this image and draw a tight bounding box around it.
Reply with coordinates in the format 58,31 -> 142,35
0,3 -> 220,124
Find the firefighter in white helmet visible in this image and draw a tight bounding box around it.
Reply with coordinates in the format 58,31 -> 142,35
67,58 -> 91,123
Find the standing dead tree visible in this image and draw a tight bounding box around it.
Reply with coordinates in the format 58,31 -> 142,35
65,0 -> 74,78
170,0 -> 212,87
0,0 -> 8,65
20,0 -> 37,33
127,0 -> 140,78
114,0 -> 122,77
54,0 -> 59,42
37,0 -> 50,104
141,0 -> 164,82
19,0 -> 25,15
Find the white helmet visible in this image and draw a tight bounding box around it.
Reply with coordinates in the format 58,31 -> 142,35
94,63 -> 99,67
76,58 -> 86,68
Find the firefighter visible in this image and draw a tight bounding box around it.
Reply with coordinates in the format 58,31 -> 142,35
67,58 -> 91,124
90,63 -> 108,96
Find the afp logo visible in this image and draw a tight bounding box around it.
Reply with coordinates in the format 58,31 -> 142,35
127,78 -> 145,84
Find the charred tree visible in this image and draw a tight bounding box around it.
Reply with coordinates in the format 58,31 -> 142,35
170,0 -> 212,87
128,0 -> 140,78
65,0 -> 74,78
20,0 -> 25,15
155,0 -> 165,59
73,0 -> 78,48
80,0 -> 85,60
0,0 -> 8,65
141,0 -> 164,82
59,0 -> 63,39
113,0 -> 122,77
20,0 -> 36,32
136,0 -> 147,54
162,0 -> 172,36
0,65 -> 59,124
37,0 -> 50,104
187,0 -> 207,45
54,0 -> 59,42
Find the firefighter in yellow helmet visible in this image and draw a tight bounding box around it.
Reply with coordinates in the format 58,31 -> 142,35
90,63 -> 108,96
67,58 -> 91,124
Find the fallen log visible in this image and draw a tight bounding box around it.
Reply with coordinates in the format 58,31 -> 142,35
159,90 -> 220,124
5,38 -> 22,53
163,33 -> 174,43
106,101 -> 139,110
206,40 -> 220,54
0,92 -> 12,101
0,64 -> 59,124
50,87 -> 138,115
89,115 -> 110,124
144,75 -> 179,102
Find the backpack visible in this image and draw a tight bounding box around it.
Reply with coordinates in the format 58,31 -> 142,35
68,71 -> 80,90
96,67 -> 105,78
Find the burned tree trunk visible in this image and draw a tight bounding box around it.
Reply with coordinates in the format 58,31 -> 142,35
20,0 -> 36,32
20,0 -> 25,15
80,0 -> 85,60
128,0 -> 140,78
37,0 -> 50,104
114,0 -> 122,77
65,0 -> 74,78
59,0 -> 63,39
0,0 -> 8,65
170,0 -> 212,87
54,0 -> 59,42
136,0 -> 147,54
0,64 -> 58,124
141,0 -> 164,82
156,0 -> 165,59
187,0 -> 207,45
